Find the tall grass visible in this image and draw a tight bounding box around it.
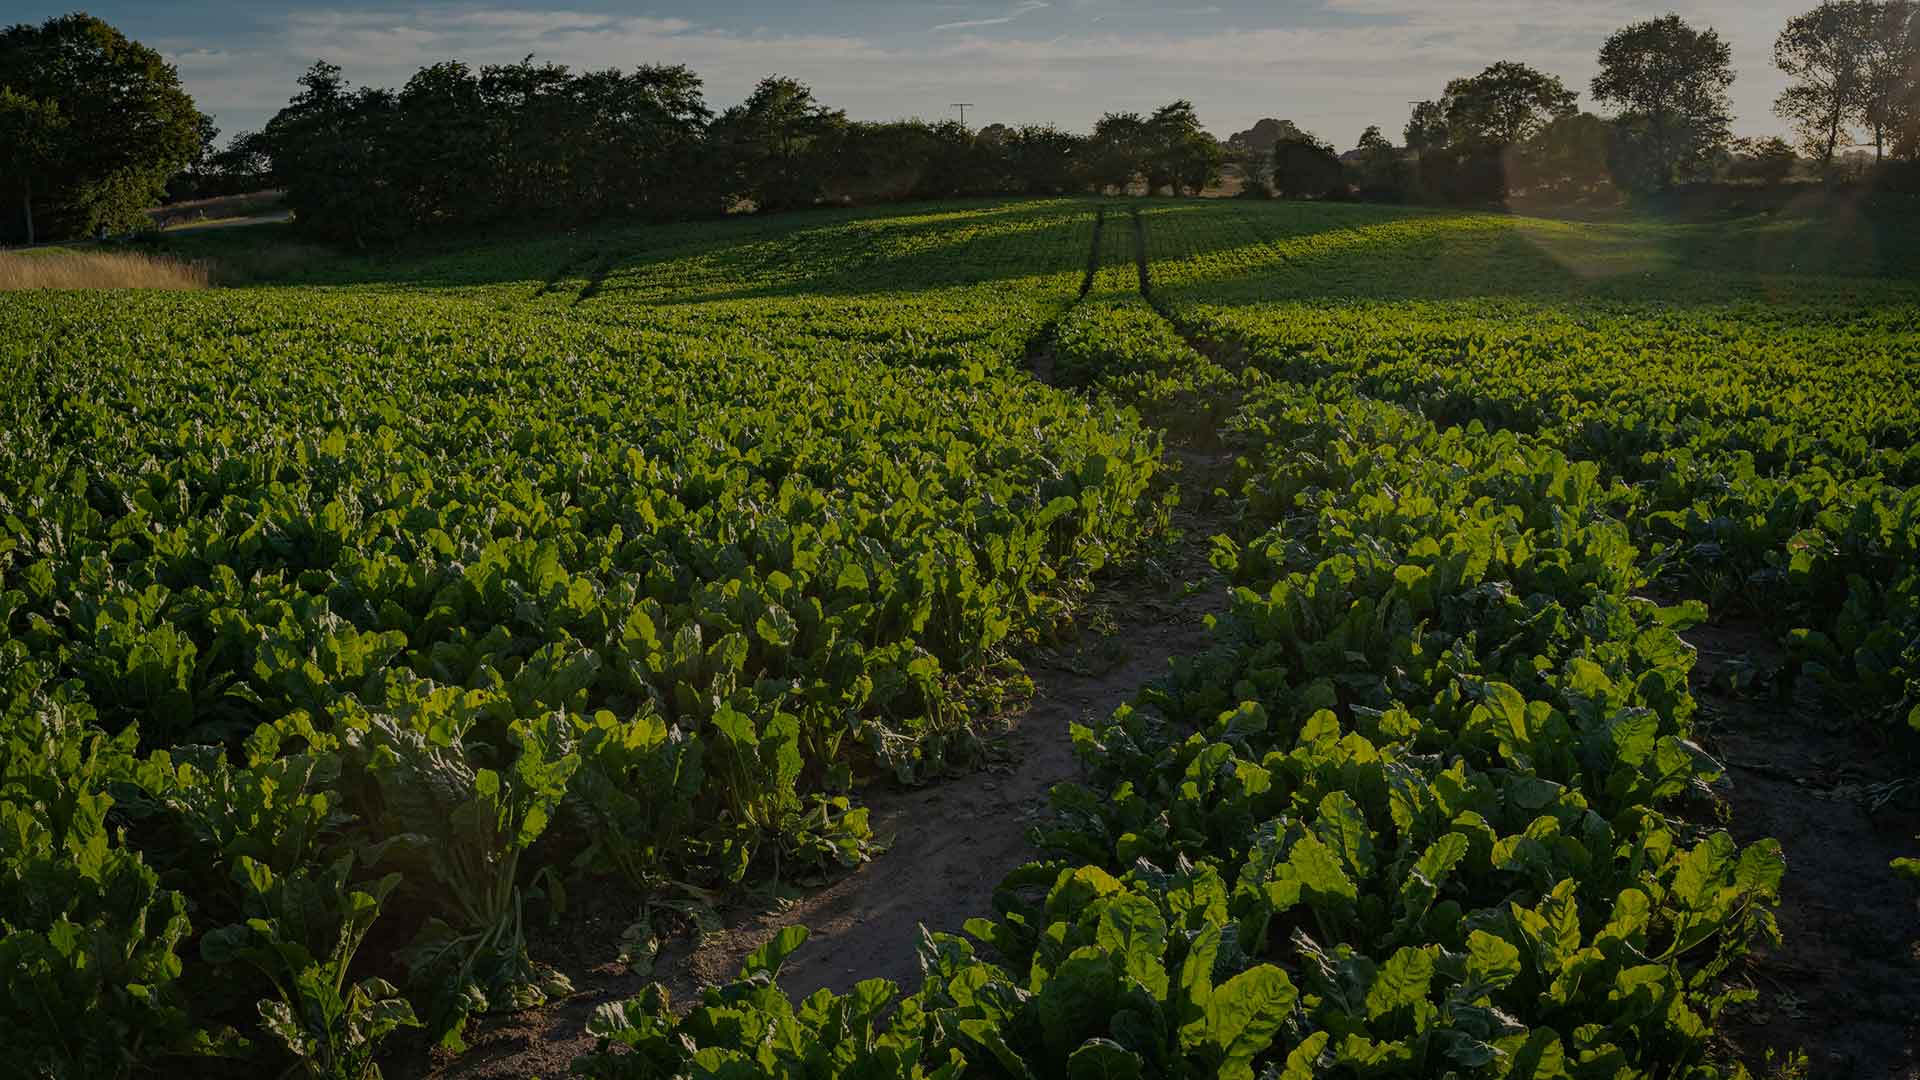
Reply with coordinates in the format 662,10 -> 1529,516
0,250 -> 211,291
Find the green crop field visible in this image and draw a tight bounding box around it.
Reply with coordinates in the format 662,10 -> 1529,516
3,197 -> 1917,1079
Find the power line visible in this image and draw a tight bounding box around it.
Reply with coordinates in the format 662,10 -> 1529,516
951,103 -> 975,127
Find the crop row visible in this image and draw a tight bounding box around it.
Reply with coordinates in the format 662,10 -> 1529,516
574,226 -> 1782,1077
1146,202 -> 1920,739
0,203 -> 1173,1075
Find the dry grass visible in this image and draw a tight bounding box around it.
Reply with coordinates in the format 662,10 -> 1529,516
0,250 -> 211,291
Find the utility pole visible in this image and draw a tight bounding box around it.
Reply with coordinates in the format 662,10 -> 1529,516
951,103 -> 975,128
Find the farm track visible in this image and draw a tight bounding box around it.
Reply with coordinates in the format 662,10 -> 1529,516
412,202 -> 1917,1079
1079,206 -> 1106,299
573,252 -> 622,305
424,229 -> 1244,1079
427,480 -> 1230,1080
428,542 -> 1224,1078
1131,204 -> 1920,1076
528,250 -> 600,302
1688,627 -> 1920,1079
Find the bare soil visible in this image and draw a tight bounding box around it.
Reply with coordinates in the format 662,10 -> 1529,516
1689,622 -> 1920,1080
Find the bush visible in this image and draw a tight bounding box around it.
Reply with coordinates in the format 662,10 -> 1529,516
1271,135 -> 1346,199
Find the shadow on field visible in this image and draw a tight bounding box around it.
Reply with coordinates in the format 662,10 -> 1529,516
1139,195 -> 1920,310
162,199 -> 1102,300
155,191 -> 1920,315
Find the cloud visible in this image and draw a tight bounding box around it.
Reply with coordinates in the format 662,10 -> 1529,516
932,2 -> 1049,33
1090,6 -> 1223,24
158,1 -> 1803,144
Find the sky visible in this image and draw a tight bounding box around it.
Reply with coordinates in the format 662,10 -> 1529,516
22,1 -> 1809,147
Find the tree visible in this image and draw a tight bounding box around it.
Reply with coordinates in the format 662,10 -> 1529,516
1270,132 -> 1345,199
1901,5 -> 1920,158
1006,125 -> 1083,194
394,60 -> 493,225
1591,14 -> 1737,190
1858,0 -> 1919,160
1145,100 -> 1223,195
1774,3 -> 1872,165
1407,61 -> 1579,202
580,64 -> 711,216
1516,112 -> 1615,194
1226,118 -> 1309,156
1349,125 -> 1408,199
209,130 -> 273,189
167,110 -> 222,199
1087,111 -> 1152,193
263,62 -> 404,245
1224,118 -> 1309,190
1404,100 -> 1450,152
0,13 -> 202,241
1727,135 -> 1801,182
0,90 -> 65,243
1441,61 -> 1578,148
709,76 -> 846,212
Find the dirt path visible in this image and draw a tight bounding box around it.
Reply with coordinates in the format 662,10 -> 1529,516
1689,624 -> 1920,1079
421,253 -> 1239,1075
420,462 -> 1228,1080
666,515 -> 1224,1001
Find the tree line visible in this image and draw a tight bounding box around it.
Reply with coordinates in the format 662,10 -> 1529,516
227,62 -> 1226,245
1259,8 -> 1919,205
4,4 -> 1919,245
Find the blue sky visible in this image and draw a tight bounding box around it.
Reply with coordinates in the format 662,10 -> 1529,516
25,2 -> 1804,146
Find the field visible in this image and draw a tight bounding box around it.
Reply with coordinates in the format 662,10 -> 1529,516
2,196 -> 1917,1079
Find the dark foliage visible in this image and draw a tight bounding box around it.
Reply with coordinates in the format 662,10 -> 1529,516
0,13 -> 202,243
1270,133 -> 1347,199
261,59 -> 712,245
256,59 -> 1232,242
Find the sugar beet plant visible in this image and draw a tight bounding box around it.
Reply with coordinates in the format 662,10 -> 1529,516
583,255 -> 1797,1068
578,251 -> 1791,1076
0,202 -> 1168,1074
3,197 -> 1911,1077
1145,201 -> 1920,742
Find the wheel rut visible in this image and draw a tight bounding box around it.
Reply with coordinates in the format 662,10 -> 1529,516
1688,625 -> 1920,1078
422,206 -> 1241,1079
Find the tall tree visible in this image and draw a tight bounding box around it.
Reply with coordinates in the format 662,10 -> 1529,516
1726,135 -> 1802,182
1902,4 -> 1920,157
1005,124 -> 1083,194
0,89 -> 65,244
263,62 -> 404,246
209,130 -> 273,188
575,65 -> 711,216
1441,61 -> 1578,147
1404,100 -> 1450,151
1858,0 -> 1919,159
1270,131 -> 1344,199
1146,100 -> 1222,195
1775,2 -> 1872,165
1350,125 -> 1407,199
1224,118 -> 1307,190
710,76 -> 846,213
1517,112 -> 1614,193
0,13 -> 202,241
1591,14 -> 1737,190
1087,111 -> 1151,193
